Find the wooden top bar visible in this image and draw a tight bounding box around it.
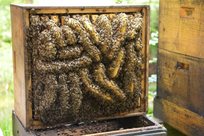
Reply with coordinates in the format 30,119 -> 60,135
10,4 -> 149,14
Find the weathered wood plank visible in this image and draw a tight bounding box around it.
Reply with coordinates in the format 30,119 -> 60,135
11,5 -> 28,128
154,98 -> 204,136
159,0 -> 204,58
149,62 -> 157,76
142,7 -> 150,112
157,49 -> 204,115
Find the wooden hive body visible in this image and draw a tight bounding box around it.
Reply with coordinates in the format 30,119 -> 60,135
154,0 -> 204,136
11,4 -> 150,130
11,5 -> 149,129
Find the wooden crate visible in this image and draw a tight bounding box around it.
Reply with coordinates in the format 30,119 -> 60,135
11,4 -> 150,129
154,49 -> 204,136
159,0 -> 204,58
12,111 -> 166,136
154,0 -> 204,136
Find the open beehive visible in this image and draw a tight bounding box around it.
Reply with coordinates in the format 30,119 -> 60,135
11,4 -> 149,129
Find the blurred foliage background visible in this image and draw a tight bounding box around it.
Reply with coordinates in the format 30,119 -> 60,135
0,0 -> 158,135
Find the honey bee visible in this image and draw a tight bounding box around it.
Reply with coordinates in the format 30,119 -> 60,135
40,15 -> 50,27
113,13 -> 128,38
108,47 -> 125,79
30,15 -> 41,26
37,74 -> 58,113
35,55 -> 92,74
77,16 -> 100,44
58,46 -> 83,60
91,14 -> 99,25
46,20 -> 66,47
93,63 -> 126,100
107,14 -> 117,20
50,15 -> 60,25
39,29 -> 52,44
61,25 -> 77,45
123,41 -> 139,95
28,15 -> 42,43
108,13 -> 128,60
44,19 -> 56,30
66,55 -> 93,70
95,14 -> 112,56
126,13 -> 143,40
38,18 -> 66,48
37,42 -> 57,61
61,16 -> 70,25
64,17 -> 101,62
135,37 -> 143,52
67,72 -> 83,116
80,68 -> 113,103
58,74 -> 71,115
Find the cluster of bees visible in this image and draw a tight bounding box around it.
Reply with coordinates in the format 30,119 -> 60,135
27,12 -> 143,124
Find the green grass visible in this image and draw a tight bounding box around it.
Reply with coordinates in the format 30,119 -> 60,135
0,1 -> 14,135
147,82 -> 157,115
0,93 -> 13,136
0,45 -> 14,136
0,0 -> 24,135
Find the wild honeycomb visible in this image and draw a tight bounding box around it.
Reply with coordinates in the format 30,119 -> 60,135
27,12 -> 144,125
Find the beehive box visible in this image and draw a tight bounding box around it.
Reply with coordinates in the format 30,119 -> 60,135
154,0 -> 204,136
11,4 -> 150,130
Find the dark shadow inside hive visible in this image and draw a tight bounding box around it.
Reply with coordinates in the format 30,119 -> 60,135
34,116 -> 154,135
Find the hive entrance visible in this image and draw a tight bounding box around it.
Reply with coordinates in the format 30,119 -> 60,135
27,12 -> 144,125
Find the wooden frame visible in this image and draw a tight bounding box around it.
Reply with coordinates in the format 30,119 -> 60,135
11,4 -> 150,129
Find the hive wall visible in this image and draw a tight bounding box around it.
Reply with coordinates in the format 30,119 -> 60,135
11,6 -> 31,127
